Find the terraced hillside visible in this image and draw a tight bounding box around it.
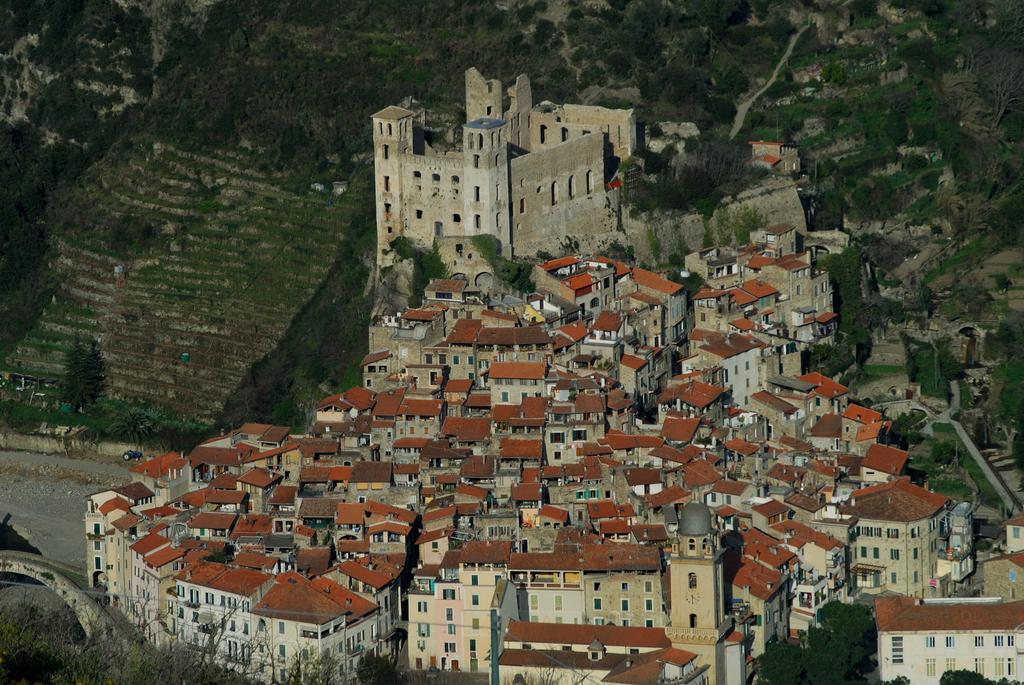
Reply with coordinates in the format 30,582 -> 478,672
2,142 -> 368,419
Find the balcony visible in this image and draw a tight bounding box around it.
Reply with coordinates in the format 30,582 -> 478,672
347,643 -> 365,656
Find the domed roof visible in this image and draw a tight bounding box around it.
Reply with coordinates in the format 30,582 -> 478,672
678,501 -> 713,537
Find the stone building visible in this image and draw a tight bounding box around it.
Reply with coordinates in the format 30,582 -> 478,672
982,552 -> 1024,601
372,68 -> 636,266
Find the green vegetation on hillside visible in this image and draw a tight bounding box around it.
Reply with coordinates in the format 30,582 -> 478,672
472,235 -> 535,294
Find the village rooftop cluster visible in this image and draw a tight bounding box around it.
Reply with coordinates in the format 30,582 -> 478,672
80,69 -> 1024,685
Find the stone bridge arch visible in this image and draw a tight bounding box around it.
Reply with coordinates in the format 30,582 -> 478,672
0,551 -> 124,639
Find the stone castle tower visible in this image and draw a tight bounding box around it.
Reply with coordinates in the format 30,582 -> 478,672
667,501 -> 731,685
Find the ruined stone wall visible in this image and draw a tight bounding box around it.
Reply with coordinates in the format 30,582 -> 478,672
528,110 -> 600,154
622,176 -> 807,264
392,150 -> 466,251
506,75 -> 533,151
561,103 -> 637,159
509,133 -> 616,257
465,67 -> 503,120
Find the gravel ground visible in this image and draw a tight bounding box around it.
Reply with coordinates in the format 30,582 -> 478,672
0,451 -> 130,569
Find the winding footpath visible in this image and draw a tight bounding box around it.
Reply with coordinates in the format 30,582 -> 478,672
929,382 -> 1019,515
729,25 -> 808,140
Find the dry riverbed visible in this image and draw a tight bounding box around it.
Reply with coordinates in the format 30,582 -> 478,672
0,450 -> 130,569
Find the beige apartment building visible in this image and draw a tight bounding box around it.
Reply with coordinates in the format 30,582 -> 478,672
842,478 -> 969,597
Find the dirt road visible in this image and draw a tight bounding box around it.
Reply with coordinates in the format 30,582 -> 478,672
0,451 -> 129,569
729,26 -> 808,140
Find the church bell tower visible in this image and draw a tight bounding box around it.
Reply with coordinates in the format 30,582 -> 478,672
667,501 -> 731,685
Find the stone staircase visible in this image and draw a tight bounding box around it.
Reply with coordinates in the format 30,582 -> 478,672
3,142 -> 368,420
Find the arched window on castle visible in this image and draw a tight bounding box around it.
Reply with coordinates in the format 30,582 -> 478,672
688,573 -> 697,589
478,133 -> 484,149
561,127 -> 568,142
550,181 -> 558,206
387,123 -> 392,135
473,155 -> 480,169
689,614 -> 697,628
540,125 -> 547,145
568,175 -> 575,199
586,170 -> 593,194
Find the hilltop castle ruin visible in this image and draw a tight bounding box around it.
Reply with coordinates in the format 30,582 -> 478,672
372,68 -> 637,272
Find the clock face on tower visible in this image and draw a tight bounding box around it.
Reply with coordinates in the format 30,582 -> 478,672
687,593 -> 699,604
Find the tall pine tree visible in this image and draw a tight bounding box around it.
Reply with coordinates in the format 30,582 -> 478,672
62,340 -> 88,410
62,339 -> 105,410
83,341 -> 106,406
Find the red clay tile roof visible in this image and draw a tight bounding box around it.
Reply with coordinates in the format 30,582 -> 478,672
843,403 -> 882,424
658,381 -> 724,409
809,413 -> 842,438
875,596 -> 1024,632
740,279 -> 779,299
623,468 -> 662,487
712,479 -> 751,496
646,485 -> 690,509
592,310 -> 622,332
458,540 -> 514,565
620,354 -> 648,370
586,501 -> 635,520
681,459 -> 723,489
798,372 -> 848,398
856,420 -> 889,442
398,398 -> 443,417
511,482 -> 543,501
500,438 -> 543,460
488,360 -> 548,380
237,468 -> 280,489
360,350 -> 391,366
843,477 -> 949,522
751,391 -> 798,415
445,378 -> 474,393
144,546 -> 186,569
254,572 -> 376,624
662,416 -> 700,443
129,451 -> 187,479
505,620 -> 670,648
752,499 -> 791,519
541,255 -> 580,271
440,416 -> 492,442
765,462 -> 806,484
447,318 -> 484,345
476,326 -> 551,346
862,443 -> 909,476
724,438 -> 761,456
188,512 -> 238,530
631,268 -> 683,296
725,552 -> 785,600
538,505 -> 569,523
